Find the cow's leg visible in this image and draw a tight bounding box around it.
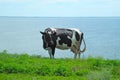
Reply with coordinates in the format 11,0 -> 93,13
48,49 -> 52,59
51,48 -> 55,59
48,48 -> 55,59
74,53 -> 77,59
78,52 -> 81,59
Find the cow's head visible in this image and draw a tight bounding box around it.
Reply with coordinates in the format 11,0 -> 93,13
40,31 -> 56,50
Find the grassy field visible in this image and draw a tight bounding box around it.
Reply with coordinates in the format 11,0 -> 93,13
0,50 -> 120,80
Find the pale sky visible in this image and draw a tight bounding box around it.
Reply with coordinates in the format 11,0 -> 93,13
0,0 -> 120,17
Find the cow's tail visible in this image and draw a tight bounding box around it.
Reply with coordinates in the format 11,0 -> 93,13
79,35 -> 86,53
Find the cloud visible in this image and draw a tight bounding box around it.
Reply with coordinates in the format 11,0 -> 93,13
79,0 -> 113,3
54,0 -> 80,3
0,0 -> 114,4
48,0 -> 113,3
0,0 -> 80,3
39,0 -> 115,6
0,0 -> 32,2
39,0 -> 80,5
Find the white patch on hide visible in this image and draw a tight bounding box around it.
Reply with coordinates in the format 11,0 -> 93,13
56,37 -> 69,50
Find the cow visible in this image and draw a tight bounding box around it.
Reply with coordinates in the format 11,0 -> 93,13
40,28 -> 86,59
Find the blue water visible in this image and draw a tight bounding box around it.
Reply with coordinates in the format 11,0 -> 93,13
0,17 -> 120,59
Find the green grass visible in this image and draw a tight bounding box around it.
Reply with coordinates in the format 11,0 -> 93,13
0,50 -> 120,80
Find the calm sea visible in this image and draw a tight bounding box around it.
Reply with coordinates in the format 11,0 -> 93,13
0,17 -> 120,59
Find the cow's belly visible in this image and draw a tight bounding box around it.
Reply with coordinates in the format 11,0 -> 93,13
56,43 -> 70,50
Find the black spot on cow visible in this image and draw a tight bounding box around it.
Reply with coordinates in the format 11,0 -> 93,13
58,33 -> 72,47
75,32 -> 80,41
79,33 -> 83,45
66,29 -> 73,38
56,29 -> 73,38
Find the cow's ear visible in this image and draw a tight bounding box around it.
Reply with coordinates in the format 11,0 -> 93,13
40,31 -> 46,35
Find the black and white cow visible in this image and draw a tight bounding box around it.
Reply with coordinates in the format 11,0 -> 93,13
40,28 -> 86,59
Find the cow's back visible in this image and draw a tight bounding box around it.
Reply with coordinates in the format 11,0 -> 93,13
55,28 -> 82,51
56,28 -> 82,53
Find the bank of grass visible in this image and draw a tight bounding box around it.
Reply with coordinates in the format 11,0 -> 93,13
0,50 -> 120,80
